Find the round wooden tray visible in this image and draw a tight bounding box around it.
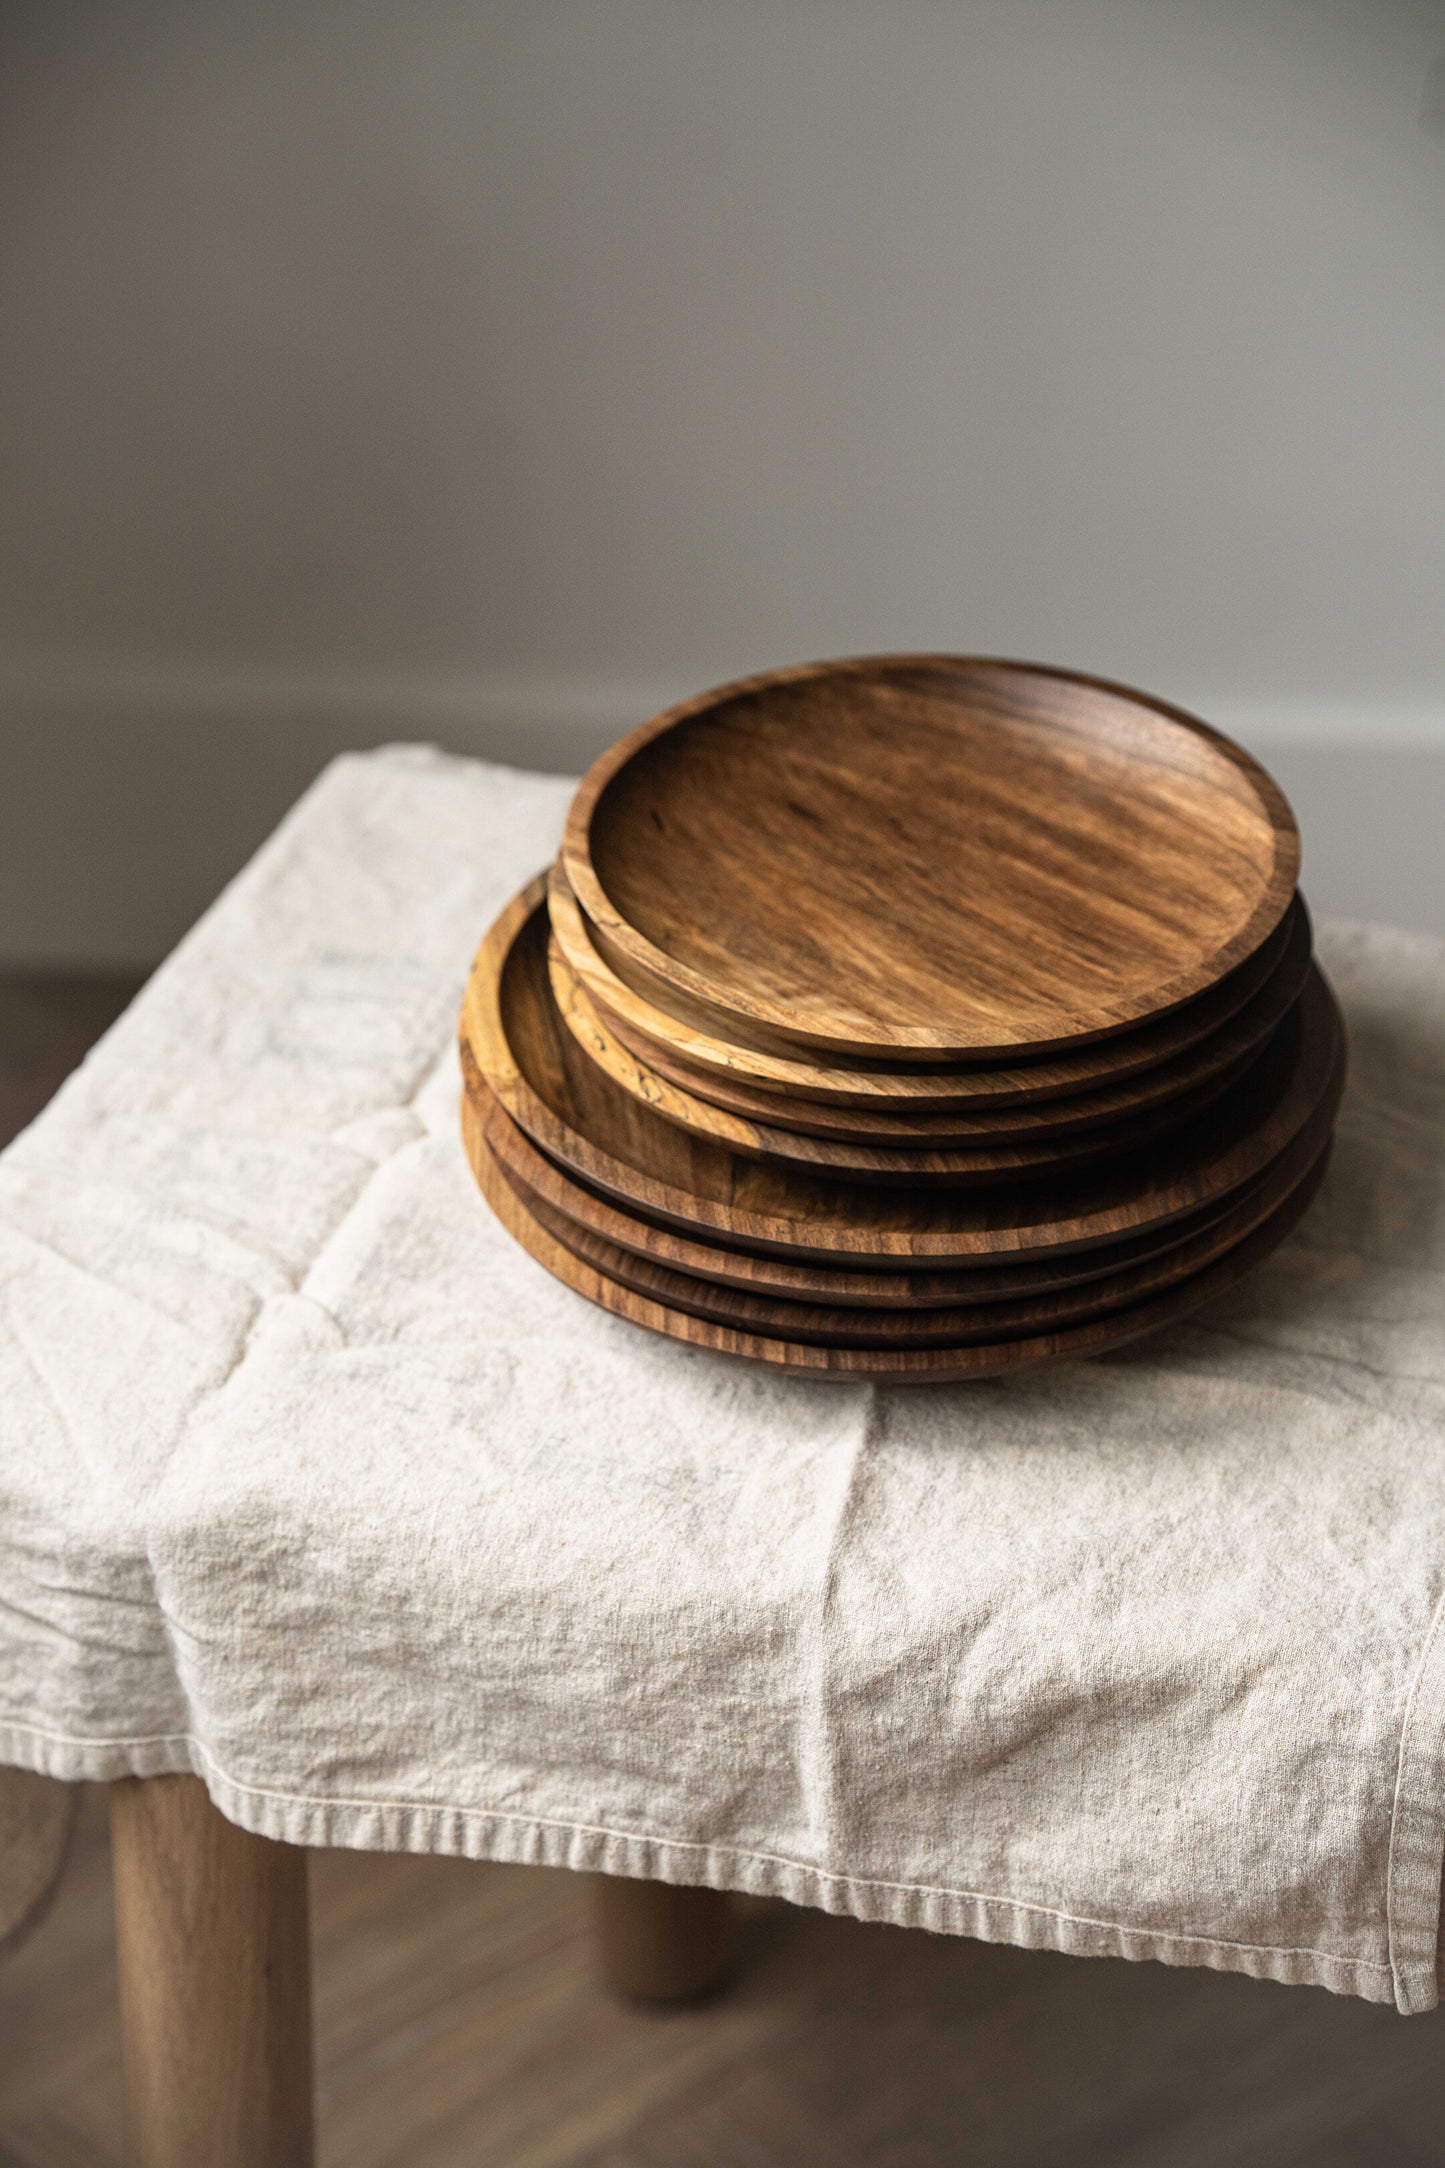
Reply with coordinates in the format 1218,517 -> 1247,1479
547,863 -> 1308,1115
548,929 -> 1261,1181
469,1083 -> 1289,1308
480,1114 -> 1330,1348
468,1111 -> 1330,1383
460,876 -> 1345,1267
560,656 -> 1300,1060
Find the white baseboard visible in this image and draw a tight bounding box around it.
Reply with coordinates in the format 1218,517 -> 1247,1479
1,666 -> 1442,969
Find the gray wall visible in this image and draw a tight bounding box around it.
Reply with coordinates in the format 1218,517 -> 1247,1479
2,1 -> 1443,966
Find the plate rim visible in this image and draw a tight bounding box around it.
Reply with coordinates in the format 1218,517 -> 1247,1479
468,1081 -> 1292,1308
470,1107 -> 1332,1382
460,874 -> 1345,1266
561,654 -> 1301,1059
474,1096 -> 1333,1347
546,926 -> 1265,1183
548,859 -> 1311,1114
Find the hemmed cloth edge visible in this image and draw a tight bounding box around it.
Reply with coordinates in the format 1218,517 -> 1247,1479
0,1718 -> 1395,2008
1387,1580 -> 1445,2012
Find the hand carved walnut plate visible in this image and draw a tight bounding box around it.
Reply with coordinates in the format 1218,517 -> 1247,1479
466,1100 -> 1330,1383
459,876 -> 1343,1269
466,1085 -> 1332,1346
561,656 -> 1299,1060
547,861 -> 1309,1116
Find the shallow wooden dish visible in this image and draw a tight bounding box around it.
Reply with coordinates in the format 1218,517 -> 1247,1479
550,923 -> 1308,1162
561,656 -> 1299,1060
470,1084 -> 1291,1309
482,1118 -> 1330,1348
549,933 -> 1259,1182
467,1110 -> 1330,1382
460,875 -> 1345,1267
547,863 -> 1307,1114
567,905 -> 1312,1145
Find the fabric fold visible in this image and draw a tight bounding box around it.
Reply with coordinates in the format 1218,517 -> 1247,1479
1,747 -> 1443,2011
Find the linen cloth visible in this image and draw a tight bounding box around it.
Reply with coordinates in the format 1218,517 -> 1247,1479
2,748 -> 1444,2013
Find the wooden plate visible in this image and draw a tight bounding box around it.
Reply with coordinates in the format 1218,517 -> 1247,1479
550,923 -> 1308,1162
565,902 -> 1313,1146
468,1113 -> 1331,1382
547,930 -> 1260,1182
470,1084 -> 1288,1308
479,1107 -> 1330,1347
547,863 -> 1308,1114
561,656 -> 1299,1060
460,876 -> 1345,1266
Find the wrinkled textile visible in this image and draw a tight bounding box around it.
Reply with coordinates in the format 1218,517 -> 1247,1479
2,747 -> 1444,2012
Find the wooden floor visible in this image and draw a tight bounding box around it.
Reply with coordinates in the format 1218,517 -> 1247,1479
4,976 -> 1445,2165
3,1789 -> 1445,2167
0,969 -> 144,1147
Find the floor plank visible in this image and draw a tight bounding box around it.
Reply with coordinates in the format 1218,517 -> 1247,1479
0,970 -> 143,1146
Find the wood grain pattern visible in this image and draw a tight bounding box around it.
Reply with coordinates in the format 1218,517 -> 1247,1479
111,1776 -> 313,2168
548,860 -> 1306,1112
487,1121 -> 1331,1348
460,875 -> 1344,1266
549,931 -> 1266,1178
469,1086 -> 1273,1308
468,1112 -> 1330,1381
565,903 -> 1313,1146
561,656 -> 1299,1058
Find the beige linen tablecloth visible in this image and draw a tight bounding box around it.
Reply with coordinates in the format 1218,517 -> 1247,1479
2,748 -> 1445,2010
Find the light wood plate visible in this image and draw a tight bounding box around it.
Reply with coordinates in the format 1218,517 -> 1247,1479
477,1105 -> 1331,1348
561,656 -> 1300,1060
460,875 -> 1345,1267
547,863 -> 1307,1114
469,1084 -> 1286,1308
467,1111 -> 1331,1382
548,930 -> 1261,1181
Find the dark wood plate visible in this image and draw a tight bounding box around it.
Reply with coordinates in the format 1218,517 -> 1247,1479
548,928 -> 1260,1182
460,876 -> 1345,1267
547,862 -> 1307,1114
481,1113 -> 1331,1347
467,1111 -> 1331,1382
561,656 -> 1299,1060
470,1084 -> 1288,1307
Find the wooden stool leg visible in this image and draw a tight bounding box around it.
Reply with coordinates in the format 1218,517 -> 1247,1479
111,1774 -> 314,2168
588,1874 -> 736,2005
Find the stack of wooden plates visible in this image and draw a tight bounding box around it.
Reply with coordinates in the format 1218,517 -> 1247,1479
460,657 -> 1345,1383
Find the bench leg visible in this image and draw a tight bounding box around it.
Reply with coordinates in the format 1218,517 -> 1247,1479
111,1774 -> 314,2168
588,1874 -> 736,2004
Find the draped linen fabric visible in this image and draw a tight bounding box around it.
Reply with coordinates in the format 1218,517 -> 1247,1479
2,748 -> 1443,2010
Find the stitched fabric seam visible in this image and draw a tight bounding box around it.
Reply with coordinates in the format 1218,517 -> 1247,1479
0,1714 -> 1392,1976
1386,1576 -> 1445,2008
